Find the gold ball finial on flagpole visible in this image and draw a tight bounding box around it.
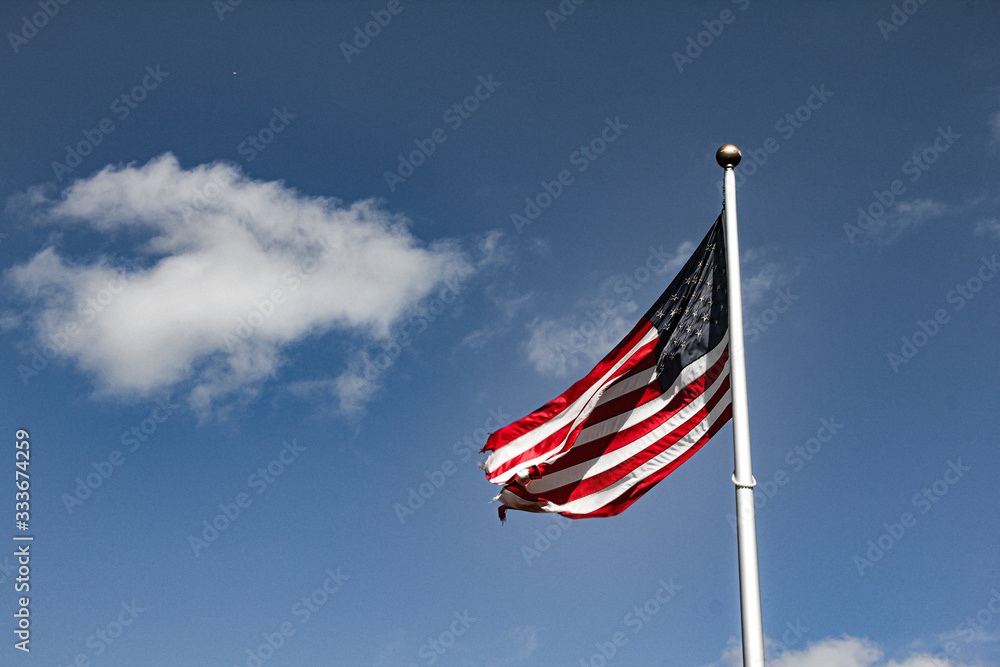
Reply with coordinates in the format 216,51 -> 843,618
716,144 -> 742,169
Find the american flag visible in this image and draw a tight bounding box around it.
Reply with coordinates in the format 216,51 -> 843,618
482,216 -> 733,521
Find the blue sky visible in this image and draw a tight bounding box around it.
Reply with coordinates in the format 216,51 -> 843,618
2,1 -> 999,665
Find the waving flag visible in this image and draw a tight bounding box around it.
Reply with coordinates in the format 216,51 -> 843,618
482,216 -> 732,521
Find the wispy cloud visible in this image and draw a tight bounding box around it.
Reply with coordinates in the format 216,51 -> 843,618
741,258 -> 799,307
858,198 -> 949,246
975,218 -> 1000,239
321,231 -> 504,415
522,236 -> 722,378
490,626 -> 539,666
523,276 -> 638,378
5,153 -> 473,417
460,284 -> 532,351
736,246 -> 804,337
520,238 -> 803,378
703,635 -> 984,667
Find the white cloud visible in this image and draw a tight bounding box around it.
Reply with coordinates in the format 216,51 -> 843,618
494,625 -> 539,665
705,635 -> 983,667
460,285 -> 532,350
524,281 -> 638,378
524,309 -> 634,377
737,247 -> 803,316
322,228 -> 505,414
461,326 -> 496,350
742,261 -> 784,305
653,240 -> 695,275
989,110 -> 1000,145
894,198 -> 948,226
975,218 -> 1000,239
856,198 -> 948,245
6,154 -> 473,416
522,237 -> 709,378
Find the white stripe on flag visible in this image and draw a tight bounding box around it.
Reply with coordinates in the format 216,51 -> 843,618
523,390 -> 732,516
484,326 -> 660,478
525,354 -> 731,494
573,333 -> 729,449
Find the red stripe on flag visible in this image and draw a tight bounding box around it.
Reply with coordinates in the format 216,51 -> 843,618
485,215 -> 732,521
558,403 -> 733,518
480,318 -> 655,457
542,374 -> 732,506
481,325 -> 659,483
534,347 -> 730,480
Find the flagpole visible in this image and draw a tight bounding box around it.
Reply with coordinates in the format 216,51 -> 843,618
717,144 -> 766,666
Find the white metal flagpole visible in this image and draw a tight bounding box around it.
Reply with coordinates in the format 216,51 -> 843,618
717,144 -> 766,666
